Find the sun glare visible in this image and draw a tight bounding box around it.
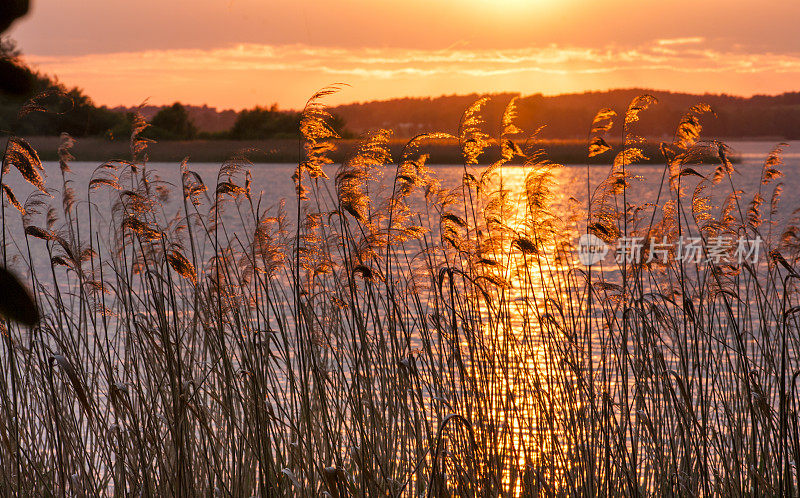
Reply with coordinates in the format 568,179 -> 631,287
469,0 -> 561,14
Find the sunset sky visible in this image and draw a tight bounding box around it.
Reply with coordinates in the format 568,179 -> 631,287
8,0 -> 800,110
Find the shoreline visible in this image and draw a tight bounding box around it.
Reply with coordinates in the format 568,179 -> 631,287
16,135 -> 746,164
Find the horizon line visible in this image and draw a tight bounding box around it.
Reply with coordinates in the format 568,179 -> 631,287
97,86 -> 800,113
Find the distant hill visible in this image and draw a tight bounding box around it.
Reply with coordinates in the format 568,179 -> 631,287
106,89 -> 800,141
111,104 -> 238,134
328,89 -> 800,140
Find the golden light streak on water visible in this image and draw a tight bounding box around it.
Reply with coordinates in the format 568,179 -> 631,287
468,164 -> 586,495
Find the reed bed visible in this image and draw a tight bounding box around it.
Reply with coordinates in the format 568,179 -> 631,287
0,90 -> 799,496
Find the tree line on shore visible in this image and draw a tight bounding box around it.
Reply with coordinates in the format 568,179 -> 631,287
332,90 -> 800,140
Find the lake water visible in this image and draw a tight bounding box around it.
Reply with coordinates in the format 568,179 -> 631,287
4,139 -> 798,276
2,139 -> 798,495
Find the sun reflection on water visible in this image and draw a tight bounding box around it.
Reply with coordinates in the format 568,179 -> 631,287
466,164 -> 587,495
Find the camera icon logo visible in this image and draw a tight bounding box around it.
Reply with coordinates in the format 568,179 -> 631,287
577,233 -> 609,266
